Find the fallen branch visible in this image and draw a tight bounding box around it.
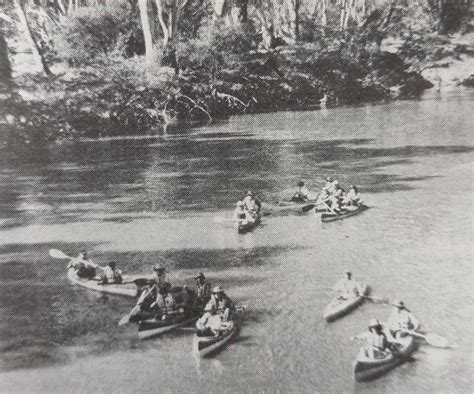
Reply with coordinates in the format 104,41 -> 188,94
177,94 -> 212,123
216,92 -> 248,111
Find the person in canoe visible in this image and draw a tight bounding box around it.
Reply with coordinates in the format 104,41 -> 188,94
291,181 -> 310,202
243,190 -> 262,218
387,301 -> 419,339
195,272 -> 211,302
328,181 -> 345,213
152,265 -> 172,292
67,251 -> 97,279
196,286 -> 235,334
233,201 -> 254,225
333,270 -> 364,300
353,319 -> 395,359
100,261 -> 123,284
151,286 -> 178,320
343,185 -> 363,207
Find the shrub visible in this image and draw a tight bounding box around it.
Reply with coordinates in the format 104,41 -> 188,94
55,4 -> 144,66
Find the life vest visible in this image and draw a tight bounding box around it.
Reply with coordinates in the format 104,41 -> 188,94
156,293 -> 176,314
369,332 -> 387,350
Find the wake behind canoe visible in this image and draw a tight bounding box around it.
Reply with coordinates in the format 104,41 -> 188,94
67,268 -> 144,297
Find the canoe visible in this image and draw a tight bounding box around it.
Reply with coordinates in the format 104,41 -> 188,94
277,199 -> 327,213
323,284 -> 368,322
193,318 -> 239,358
138,309 -> 201,340
67,268 -> 145,297
353,334 -> 416,382
321,204 -> 369,223
235,214 -> 261,234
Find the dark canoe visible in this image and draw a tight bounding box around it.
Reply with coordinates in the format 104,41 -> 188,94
235,214 -> 261,234
321,204 -> 369,223
323,284 -> 368,322
138,308 -> 202,340
67,268 -> 148,297
353,334 -> 416,382
193,318 -> 239,358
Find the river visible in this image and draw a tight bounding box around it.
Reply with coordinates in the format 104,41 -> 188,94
0,88 -> 472,392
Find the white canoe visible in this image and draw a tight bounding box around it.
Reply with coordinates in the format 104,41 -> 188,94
353,334 -> 416,382
323,284 -> 368,322
67,268 -> 144,297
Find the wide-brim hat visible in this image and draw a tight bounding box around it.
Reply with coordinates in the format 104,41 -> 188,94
153,265 -> 166,272
194,272 -> 206,280
212,285 -> 224,293
394,300 -> 405,308
246,190 -> 254,196
297,181 -> 305,187
368,318 -> 381,328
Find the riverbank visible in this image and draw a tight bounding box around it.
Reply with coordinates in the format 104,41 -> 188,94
2,33 -> 473,149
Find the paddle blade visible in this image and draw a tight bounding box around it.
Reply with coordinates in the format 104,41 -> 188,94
118,313 -> 132,326
49,249 -> 71,259
425,333 -> 450,348
301,204 -> 316,213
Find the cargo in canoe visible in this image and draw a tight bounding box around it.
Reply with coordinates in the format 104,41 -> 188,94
67,268 -> 145,297
234,214 -> 261,234
193,318 -> 239,358
321,204 -> 369,223
353,334 -> 416,382
323,284 -> 368,322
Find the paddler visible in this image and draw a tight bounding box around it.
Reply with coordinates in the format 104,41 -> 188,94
152,265 -> 172,292
196,286 -> 235,334
67,251 -> 97,279
233,201 -> 254,224
291,181 -> 310,202
343,185 -> 363,207
195,272 -> 211,302
387,300 -> 419,339
100,261 -> 123,284
151,286 -> 177,320
333,270 -> 364,300
329,181 -> 345,213
353,319 -> 393,359
242,190 -> 262,218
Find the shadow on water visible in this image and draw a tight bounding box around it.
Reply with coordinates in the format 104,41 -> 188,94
0,241 -> 299,372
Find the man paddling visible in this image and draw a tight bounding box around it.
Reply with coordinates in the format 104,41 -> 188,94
353,319 -> 394,359
233,201 -> 254,224
67,252 -> 97,279
196,286 -> 235,335
243,190 -> 262,218
333,270 -> 364,300
153,265 -> 172,292
100,261 -> 123,284
291,181 -> 310,202
387,301 -> 419,339
343,185 -> 363,207
195,272 -> 211,302
151,286 -> 177,320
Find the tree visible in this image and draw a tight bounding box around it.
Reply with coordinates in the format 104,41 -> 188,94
138,0 -> 154,62
13,0 -> 53,76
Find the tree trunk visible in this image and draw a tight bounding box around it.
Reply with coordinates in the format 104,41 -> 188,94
0,29 -> 12,83
14,0 -> 53,76
285,0 -> 299,43
238,0 -> 248,22
138,0 -> 153,63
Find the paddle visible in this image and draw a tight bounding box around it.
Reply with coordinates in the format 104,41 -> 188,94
403,330 -> 451,348
118,304 -> 141,326
361,295 -> 390,304
49,248 -> 72,259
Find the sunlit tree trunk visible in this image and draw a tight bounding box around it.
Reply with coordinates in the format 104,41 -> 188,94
285,0 -> 299,42
0,29 -> 12,83
14,0 -> 53,75
138,0 -> 154,63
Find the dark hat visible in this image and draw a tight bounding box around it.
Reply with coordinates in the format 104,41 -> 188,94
108,261 -> 116,267
194,272 -> 206,280
394,300 -> 405,308
298,181 -> 305,187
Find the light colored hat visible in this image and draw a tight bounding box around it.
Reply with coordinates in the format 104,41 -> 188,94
326,176 -> 333,181
236,201 -> 244,207
247,190 -> 254,196
212,286 -> 224,293
333,180 -> 339,186
153,265 -> 166,272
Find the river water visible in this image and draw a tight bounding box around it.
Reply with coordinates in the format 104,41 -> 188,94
0,89 -> 472,392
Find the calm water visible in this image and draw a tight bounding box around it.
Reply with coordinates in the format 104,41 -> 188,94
0,89 -> 472,392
